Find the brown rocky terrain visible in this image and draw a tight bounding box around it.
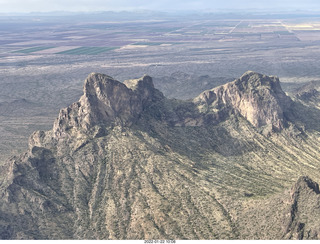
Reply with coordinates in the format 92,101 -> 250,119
237,176 -> 320,239
194,71 -> 293,133
293,80 -> 320,110
0,71 -> 320,239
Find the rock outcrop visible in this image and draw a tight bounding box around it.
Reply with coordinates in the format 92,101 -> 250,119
194,71 -> 292,131
296,89 -> 320,102
283,176 -> 320,239
293,80 -> 320,109
52,73 -> 163,138
50,71 -> 295,139
236,176 -> 320,240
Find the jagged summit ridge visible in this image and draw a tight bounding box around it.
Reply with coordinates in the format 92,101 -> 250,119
291,176 -> 320,196
52,73 -> 163,137
283,176 -> 320,239
194,71 -> 292,131
52,71 -> 292,139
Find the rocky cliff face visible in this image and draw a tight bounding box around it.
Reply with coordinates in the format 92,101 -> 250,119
194,71 -> 292,131
53,71 -> 293,137
1,71 -> 320,240
294,81 -> 320,110
284,176 -> 320,239
52,73 -> 164,138
236,176 -> 320,240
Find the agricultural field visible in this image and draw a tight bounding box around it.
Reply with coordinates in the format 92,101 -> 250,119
11,46 -> 119,55
1,11 -> 320,162
56,46 -> 119,55
13,46 -> 55,53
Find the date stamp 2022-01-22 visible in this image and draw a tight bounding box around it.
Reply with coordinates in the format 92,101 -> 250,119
144,240 -> 176,244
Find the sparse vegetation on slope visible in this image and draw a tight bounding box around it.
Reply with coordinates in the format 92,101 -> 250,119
0,71 -> 320,239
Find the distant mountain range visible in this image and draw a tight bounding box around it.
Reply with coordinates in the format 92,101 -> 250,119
2,10 -> 319,19
1,71 -> 320,239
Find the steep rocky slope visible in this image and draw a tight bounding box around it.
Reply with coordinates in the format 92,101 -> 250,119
237,176 -> 320,239
194,71 -> 293,133
293,80 -> 320,110
1,71 -> 320,239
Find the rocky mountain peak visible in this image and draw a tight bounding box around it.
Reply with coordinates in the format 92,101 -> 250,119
123,75 -> 160,103
51,71 -> 294,139
123,74 -> 153,90
291,176 -> 320,197
83,72 -> 123,99
281,176 -> 320,239
237,71 -> 281,90
52,73 -> 161,138
194,71 -> 292,132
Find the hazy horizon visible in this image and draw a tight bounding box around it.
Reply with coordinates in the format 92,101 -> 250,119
1,0 -> 320,14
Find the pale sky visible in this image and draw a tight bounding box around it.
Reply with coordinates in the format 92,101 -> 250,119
0,0 -> 319,13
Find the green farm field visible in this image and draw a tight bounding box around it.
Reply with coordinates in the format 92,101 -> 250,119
57,46 -> 119,55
